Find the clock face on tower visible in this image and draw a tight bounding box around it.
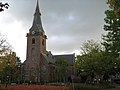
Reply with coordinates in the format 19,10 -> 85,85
32,31 -> 35,34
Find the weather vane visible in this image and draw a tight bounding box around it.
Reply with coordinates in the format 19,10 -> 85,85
0,2 -> 9,12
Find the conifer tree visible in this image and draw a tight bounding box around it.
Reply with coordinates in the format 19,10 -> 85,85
103,0 -> 120,58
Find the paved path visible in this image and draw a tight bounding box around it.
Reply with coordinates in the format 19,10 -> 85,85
105,86 -> 120,90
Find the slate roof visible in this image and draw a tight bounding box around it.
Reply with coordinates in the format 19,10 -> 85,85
54,54 -> 75,66
42,51 -> 55,64
42,51 -> 75,66
29,0 -> 45,35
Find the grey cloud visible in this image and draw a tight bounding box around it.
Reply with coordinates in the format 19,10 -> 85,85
5,0 -> 108,58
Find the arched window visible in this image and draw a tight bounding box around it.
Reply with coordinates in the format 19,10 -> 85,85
32,38 -> 35,44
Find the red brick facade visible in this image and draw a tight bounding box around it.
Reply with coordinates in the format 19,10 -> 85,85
23,0 -> 75,83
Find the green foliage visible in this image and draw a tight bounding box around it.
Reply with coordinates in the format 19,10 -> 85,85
55,57 -> 68,82
56,57 -> 68,73
103,0 -> 120,58
75,40 -> 120,83
0,34 -> 18,82
0,52 -> 18,83
101,0 -> 120,77
76,40 -> 103,71
75,0 -> 120,84
107,0 -> 120,17
75,40 -> 105,81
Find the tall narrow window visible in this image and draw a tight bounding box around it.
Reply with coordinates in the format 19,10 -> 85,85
42,39 -> 44,46
32,38 -> 35,44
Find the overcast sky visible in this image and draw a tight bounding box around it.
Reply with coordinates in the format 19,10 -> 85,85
0,0 -> 108,62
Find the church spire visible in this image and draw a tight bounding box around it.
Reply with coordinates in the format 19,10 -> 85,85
34,0 -> 41,16
29,0 -> 45,35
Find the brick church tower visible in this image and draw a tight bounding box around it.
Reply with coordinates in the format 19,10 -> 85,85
26,0 -> 47,61
23,0 -> 48,82
23,0 -> 75,83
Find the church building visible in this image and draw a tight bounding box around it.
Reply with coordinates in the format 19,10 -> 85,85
23,0 -> 75,83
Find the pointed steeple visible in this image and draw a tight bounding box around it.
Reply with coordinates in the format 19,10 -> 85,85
29,0 -> 45,35
34,0 -> 41,16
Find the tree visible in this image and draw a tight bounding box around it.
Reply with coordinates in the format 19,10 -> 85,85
80,40 -> 102,55
55,57 -> 68,83
0,34 -> 14,83
107,0 -> 120,17
102,0 -> 120,77
0,34 -> 12,76
0,52 -> 17,83
75,40 -> 115,83
103,0 -> 120,58
0,34 -> 11,55
0,2 -> 9,12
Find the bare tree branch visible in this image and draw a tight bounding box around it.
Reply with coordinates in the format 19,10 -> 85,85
0,34 -> 11,55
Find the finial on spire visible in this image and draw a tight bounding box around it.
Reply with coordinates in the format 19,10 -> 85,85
29,0 -> 44,35
34,0 -> 41,15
